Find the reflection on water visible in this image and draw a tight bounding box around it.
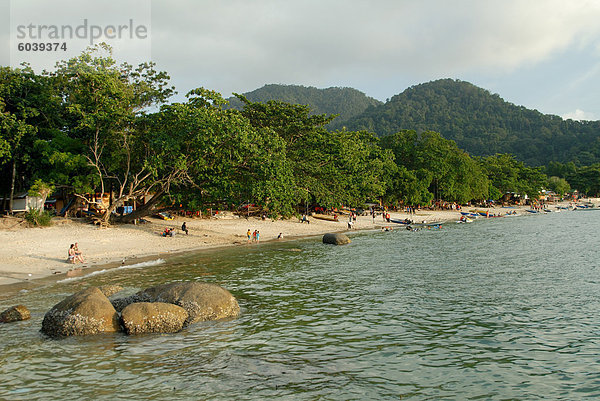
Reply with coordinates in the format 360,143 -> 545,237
1,212 -> 600,400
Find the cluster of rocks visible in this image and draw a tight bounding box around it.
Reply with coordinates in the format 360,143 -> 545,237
39,281 -> 240,337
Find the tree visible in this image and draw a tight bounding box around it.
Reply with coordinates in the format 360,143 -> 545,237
381,130 -> 488,204
50,44 -> 175,222
479,154 -> 546,199
138,88 -> 296,220
0,65 -> 54,213
546,176 -> 570,195
238,96 -> 392,209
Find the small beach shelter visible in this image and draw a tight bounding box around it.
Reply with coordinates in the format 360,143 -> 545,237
1,192 -> 45,212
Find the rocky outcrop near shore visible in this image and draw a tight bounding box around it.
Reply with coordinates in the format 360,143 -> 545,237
322,233 -> 351,245
0,305 -> 31,323
112,282 -> 240,326
40,281 -> 240,337
41,287 -> 120,337
121,302 -> 188,335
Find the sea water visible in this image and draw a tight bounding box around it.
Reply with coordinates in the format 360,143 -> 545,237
1,210 -> 599,400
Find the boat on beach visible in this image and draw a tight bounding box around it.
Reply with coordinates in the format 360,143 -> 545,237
311,213 -> 339,222
390,218 -> 411,225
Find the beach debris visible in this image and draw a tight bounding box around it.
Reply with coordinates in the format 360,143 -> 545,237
41,287 -> 120,337
111,281 -> 240,326
322,233 -> 351,245
0,305 -> 31,323
121,302 -> 188,335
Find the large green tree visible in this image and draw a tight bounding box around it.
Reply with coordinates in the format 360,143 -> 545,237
479,154 -> 546,199
50,44 -> 175,222
238,97 -> 393,209
381,130 -> 488,204
0,65 -> 57,212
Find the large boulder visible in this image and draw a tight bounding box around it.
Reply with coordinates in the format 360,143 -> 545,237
322,233 -> 351,245
41,287 -> 120,337
0,305 -> 31,323
121,302 -> 188,335
112,282 -> 240,325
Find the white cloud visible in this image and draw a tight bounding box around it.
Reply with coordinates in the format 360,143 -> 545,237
147,0 -> 600,102
562,109 -> 595,121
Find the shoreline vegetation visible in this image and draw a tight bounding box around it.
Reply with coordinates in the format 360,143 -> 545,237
1,200 -> 593,298
2,47 -> 599,302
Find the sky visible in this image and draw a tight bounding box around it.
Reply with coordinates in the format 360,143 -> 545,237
2,0 -> 600,120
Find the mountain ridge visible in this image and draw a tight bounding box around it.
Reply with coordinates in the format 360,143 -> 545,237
227,80 -> 600,166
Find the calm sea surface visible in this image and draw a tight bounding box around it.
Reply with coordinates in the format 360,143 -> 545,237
1,210 -> 599,400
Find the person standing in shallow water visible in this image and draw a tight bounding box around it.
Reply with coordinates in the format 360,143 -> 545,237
247,229 -> 252,243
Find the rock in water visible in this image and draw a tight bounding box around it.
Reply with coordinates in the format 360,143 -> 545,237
322,233 -> 351,245
0,305 -> 31,323
121,302 -> 188,335
41,287 -> 120,337
112,282 -> 240,326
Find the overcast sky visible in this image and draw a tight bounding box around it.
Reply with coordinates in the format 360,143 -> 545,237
3,0 -> 600,120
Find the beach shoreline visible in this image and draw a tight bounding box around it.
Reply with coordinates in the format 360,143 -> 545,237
0,201 -> 583,296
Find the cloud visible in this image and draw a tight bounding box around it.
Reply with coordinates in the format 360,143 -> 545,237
148,0 -> 600,99
562,109 -> 595,121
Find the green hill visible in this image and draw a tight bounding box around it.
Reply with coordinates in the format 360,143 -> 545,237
341,79 -> 600,166
226,84 -> 382,126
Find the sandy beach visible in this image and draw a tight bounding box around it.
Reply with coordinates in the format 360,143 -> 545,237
0,201 -> 587,289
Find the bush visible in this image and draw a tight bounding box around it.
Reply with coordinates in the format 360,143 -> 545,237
25,209 -> 53,227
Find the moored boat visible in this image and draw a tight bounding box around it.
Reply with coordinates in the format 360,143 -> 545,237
311,213 -> 339,222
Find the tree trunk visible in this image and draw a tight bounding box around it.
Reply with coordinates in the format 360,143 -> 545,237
118,190 -> 165,223
8,159 -> 16,214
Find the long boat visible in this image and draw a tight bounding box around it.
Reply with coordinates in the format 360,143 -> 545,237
311,213 -> 339,222
412,221 -> 443,227
390,219 -> 411,225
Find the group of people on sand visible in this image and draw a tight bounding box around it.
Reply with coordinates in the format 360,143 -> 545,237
68,243 -> 84,263
161,222 -> 189,237
247,229 -> 260,243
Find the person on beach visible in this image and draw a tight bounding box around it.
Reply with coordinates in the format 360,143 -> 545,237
68,244 -> 76,263
301,214 -> 310,224
247,229 -> 252,243
181,222 -> 189,235
277,232 -> 283,239
68,244 -> 84,263
74,243 -> 85,263
252,230 -> 257,242
256,230 -> 260,242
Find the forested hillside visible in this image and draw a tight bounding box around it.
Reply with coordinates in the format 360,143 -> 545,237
342,79 -> 600,166
226,84 -> 382,126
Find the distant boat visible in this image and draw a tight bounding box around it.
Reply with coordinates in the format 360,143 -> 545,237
311,213 -> 339,222
390,219 -> 411,225
525,210 -> 539,214
413,221 -> 443,228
